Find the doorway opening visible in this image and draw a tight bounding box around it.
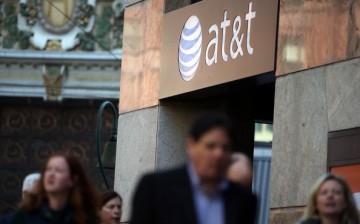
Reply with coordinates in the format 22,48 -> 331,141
253,123 -> 273,224
226,79 -> 275,224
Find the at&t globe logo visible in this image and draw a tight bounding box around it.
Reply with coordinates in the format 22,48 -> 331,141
178,16 -> 202,81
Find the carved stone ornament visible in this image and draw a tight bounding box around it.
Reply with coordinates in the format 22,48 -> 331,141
42,64 -> 67,101
18,0 -> 96,50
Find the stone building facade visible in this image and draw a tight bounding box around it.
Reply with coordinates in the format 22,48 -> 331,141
116,0 -> 360,223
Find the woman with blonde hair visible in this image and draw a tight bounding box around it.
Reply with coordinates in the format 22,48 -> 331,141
298,173 -> 359,224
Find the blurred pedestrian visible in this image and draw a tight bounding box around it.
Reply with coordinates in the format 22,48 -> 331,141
227,152 -> 253,188
22,173 -> 41,198
354,193 -> 360,212
9,152 -> 100,224
100,191 -> 122,224
0,173 -> 41,224
297,173 -> 359,224
131,113 -> 257,224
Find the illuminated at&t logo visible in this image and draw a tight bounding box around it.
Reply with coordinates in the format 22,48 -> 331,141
177,3 -> 257,82
178,16 -> 202,81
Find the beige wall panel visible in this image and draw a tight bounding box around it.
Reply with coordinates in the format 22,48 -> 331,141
119,0 -> 164,113
326,58 -> 360,131
114,107 -> 159,222
269,207 -> 304,224
277,0 -> 360,76
156,102 -> 194,170
156,99 -> 227,170
270,68 -> 328,208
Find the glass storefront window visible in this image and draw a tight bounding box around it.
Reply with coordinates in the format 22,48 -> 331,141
254,123 -> 273,143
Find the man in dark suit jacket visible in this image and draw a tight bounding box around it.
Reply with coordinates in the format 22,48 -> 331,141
0,213 -> 13,224
131,113 -> 257,224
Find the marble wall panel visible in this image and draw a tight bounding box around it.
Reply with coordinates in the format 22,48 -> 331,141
114,107 -> 159,222
156,103 -> 191,170
326,58 -> 360,131
270,67 -> 328,208
269,207 -> 304,224
277,0 -> 360,76
119,0 -> 164,113
156,100 -> 226,170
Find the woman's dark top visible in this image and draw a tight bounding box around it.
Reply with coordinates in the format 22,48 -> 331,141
297,220 -> 322,224
9,204 -> 73,224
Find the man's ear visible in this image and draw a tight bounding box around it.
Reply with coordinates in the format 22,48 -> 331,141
186,137 -> 195,154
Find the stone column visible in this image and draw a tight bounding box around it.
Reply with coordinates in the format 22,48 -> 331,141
114,1 -> 163,222
269,58 -> 360,223
270,67 -> 329,223
270,0 -> 360,222
114,0 -> 194,222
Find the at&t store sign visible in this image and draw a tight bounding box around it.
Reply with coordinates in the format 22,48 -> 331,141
160,0 -> 279,98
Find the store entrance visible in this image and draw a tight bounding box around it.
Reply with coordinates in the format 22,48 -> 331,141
162,72 -> 276,224
226,79 -> 275,224
227,81 -> 274,159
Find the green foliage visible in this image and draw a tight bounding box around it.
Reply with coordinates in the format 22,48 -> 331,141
2,2 -> 32,49
3,15 -> 17,28
18,31 -> 32,49
113,30 -> 123,48
78,3 -> 124,51
112,12 -> 124,50
103,6 -> 113,18
4,3 -> 15,15
3,3 -> 19,49
83,5 -> 94,17
95,17 -> 112,38
97,38 -> 110,51
19,38 -> 30,49
77,0 -> 94,28
3,35 -> 16,48
20,4 -> 28,16
19,0 -> 38,26
78,33 -> 95,51
8,25 -> 18,36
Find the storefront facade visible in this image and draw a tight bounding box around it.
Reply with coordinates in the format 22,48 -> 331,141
115,0 -> 360,223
